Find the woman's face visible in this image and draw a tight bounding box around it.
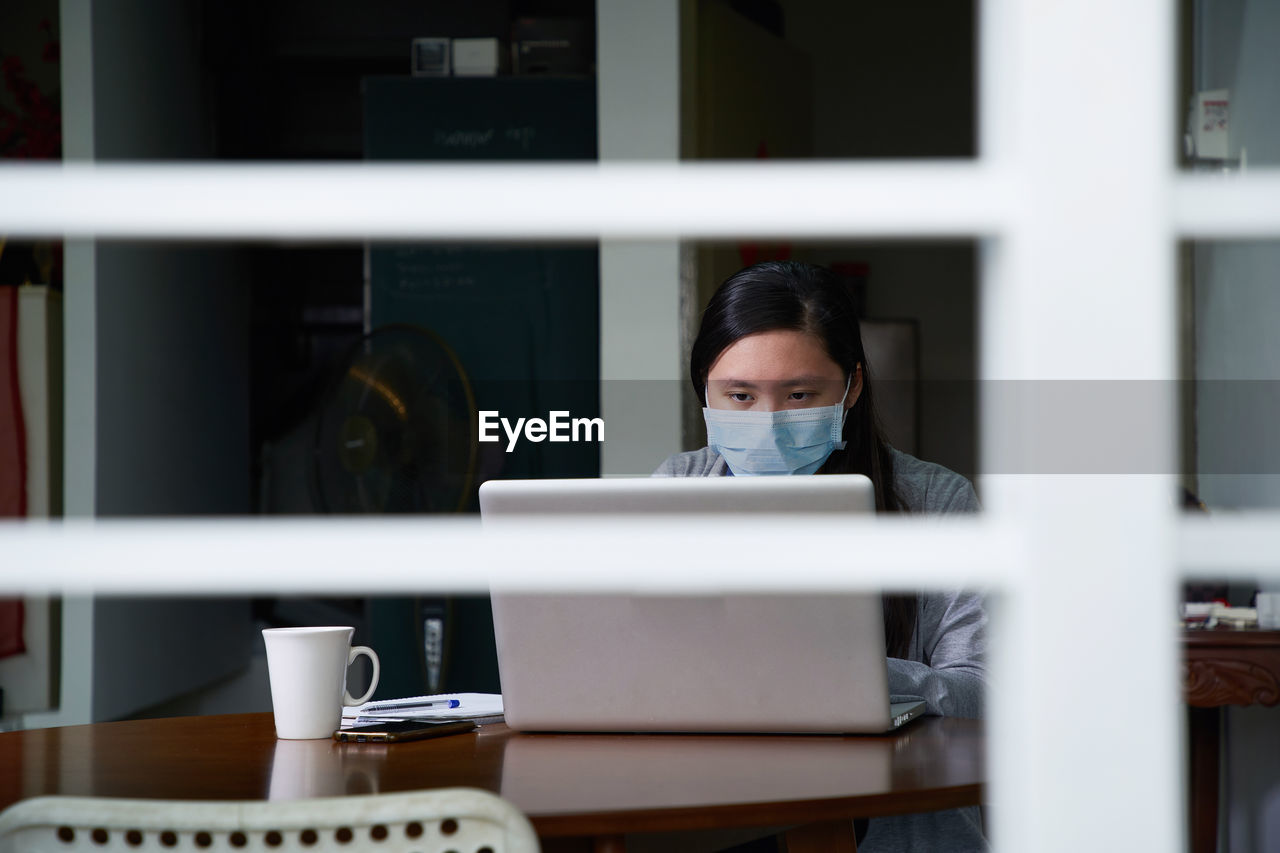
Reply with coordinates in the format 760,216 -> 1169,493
705,329 -> 862,412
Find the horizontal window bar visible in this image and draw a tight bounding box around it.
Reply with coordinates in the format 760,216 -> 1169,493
1178,513 -> 1280,578
0,516 -> 1018,595
9,164 -> 1280,242
0,161 -> 1009,240
1173,172 -> 1280,238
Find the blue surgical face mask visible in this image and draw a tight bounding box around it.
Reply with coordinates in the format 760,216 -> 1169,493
702,377 -> 851,476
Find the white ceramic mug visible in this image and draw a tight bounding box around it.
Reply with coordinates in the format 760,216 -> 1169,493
262,626 -> 380,740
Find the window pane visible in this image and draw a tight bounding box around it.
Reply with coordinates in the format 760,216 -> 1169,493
1180,0 -> 1280,170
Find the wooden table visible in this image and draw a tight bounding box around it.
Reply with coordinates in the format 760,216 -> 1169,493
0,713 -> 984,852
1183,628 -> 1280,853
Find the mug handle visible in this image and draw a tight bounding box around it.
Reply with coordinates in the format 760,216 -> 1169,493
343,645 -> 381,706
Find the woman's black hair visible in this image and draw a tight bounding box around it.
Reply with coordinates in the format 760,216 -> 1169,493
690,260 -> 917,657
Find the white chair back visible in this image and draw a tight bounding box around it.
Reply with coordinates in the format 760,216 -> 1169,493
0,789 -> 539,853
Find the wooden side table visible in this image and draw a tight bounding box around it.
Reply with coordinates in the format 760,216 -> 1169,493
1183,628 -> 1280,853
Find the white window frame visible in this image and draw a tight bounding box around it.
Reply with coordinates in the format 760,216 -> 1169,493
3,0 -> 1279,850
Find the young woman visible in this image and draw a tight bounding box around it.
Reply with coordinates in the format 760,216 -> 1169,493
654,260 -> 987,852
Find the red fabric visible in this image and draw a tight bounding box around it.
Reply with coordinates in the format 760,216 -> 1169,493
0,285 -> 26,516
0,598 -> 24,658
0,285 -> 27,658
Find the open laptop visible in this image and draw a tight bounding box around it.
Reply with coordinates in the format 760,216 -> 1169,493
478,475 -> 926,734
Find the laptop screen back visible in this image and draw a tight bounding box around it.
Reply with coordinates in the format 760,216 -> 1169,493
478,475 -> 893,733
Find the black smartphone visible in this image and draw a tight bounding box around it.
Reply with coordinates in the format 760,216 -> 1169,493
333,719 -> 477,743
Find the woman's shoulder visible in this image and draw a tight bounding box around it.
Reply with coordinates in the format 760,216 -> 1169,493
652,447 -> 728,477
889,448 -> 980,513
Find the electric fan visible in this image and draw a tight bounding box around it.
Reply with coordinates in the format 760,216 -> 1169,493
309,325 -> 478,514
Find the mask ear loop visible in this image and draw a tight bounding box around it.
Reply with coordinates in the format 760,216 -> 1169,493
833,372 -> 854,450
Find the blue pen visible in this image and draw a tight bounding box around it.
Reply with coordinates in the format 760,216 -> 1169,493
361,698 -> 460,714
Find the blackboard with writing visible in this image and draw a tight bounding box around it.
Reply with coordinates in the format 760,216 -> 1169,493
364,76 -> 599,697
364,77 -> 599,491
363,77 -> 596,162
